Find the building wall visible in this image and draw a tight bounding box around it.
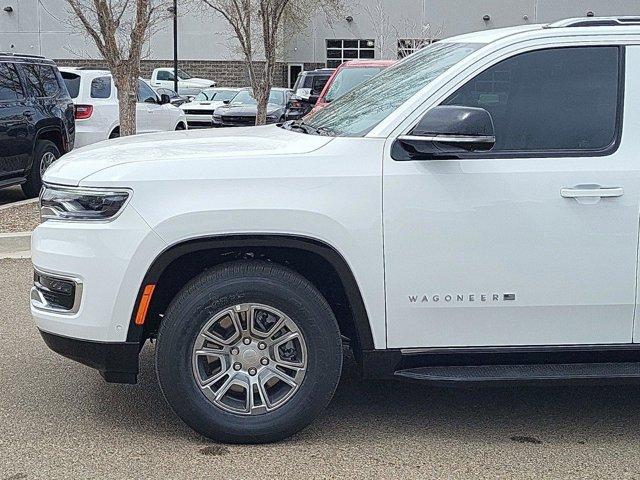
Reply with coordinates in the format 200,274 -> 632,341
1,0 -> 639,86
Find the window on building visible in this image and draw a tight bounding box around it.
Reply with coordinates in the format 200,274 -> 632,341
326,39 -> 375,68
0,62 -> 24,101
22,64 -> 60,98
397,38 -> 434,59
90,76 -> 112,99
442,46 -> 621,153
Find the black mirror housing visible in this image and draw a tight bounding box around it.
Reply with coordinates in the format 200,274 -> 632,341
159,94 -> 172,105
393,106 -> 496,161
413,105 -> 495,138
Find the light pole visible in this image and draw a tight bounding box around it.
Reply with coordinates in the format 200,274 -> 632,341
168,0 -> 178,93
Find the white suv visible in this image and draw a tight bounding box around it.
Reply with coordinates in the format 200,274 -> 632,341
32,18 -> 640,444
60,68 -> 187,148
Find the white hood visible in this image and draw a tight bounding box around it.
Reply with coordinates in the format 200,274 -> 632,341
185,77 -> 214,86
44,125 -> 334,186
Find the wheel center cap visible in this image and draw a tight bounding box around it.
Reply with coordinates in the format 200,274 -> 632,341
241,348 -> 259,366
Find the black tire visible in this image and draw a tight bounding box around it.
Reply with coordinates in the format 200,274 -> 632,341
175,123 -> 186,131
109,128 -> 120,139
22,140 -> 60,198
155,260 -> 343,444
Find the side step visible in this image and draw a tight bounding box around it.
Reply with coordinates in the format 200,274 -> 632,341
394,362 -> 640,385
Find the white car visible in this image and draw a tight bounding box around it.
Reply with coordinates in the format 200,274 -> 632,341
60,68 -> 187,148
34,17 -> 640,444
150,68 -> 216,96
180,88 -> 240,128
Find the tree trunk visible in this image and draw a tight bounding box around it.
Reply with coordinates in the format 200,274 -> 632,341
255,63 -> 273,126
114,74 -> 138,136
255,93 -> 269,126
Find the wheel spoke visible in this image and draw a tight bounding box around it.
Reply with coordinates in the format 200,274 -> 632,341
271,331 -> 300,348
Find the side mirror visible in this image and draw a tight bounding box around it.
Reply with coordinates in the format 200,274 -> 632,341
393,106 -> 496,161
223,100 -> 231,105
159,93 -> 171,105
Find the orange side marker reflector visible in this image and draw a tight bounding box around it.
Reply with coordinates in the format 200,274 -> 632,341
134,284 -> 156,326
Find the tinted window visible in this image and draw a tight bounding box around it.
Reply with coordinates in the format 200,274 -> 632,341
22,64 -> 60,97
137,80 -> 157,102
157,70 -> 173,81
443,46 -> 620,152
90,76 -> 111,98
311,75 -> 330,95
61,72 -> 80,98
0,62 -> 24,101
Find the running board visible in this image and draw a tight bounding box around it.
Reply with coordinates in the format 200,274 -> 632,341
394,362 -> 640,385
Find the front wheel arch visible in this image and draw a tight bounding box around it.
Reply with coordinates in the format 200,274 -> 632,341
127,235 -> 374,358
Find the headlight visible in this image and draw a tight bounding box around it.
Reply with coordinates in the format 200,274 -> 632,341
40,185 -> 130,222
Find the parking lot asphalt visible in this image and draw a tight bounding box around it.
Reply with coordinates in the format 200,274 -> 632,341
3,257 -> 640,479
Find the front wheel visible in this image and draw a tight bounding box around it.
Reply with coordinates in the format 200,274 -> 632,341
155,260 -> 343,444
22,140 -> 60,198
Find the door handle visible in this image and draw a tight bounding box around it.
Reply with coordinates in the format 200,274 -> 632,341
560,186 -> 624,198
23,109 -> 35,118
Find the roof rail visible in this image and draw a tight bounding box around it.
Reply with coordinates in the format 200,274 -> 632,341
546,16 -> 640,28
0,52 -> 46,59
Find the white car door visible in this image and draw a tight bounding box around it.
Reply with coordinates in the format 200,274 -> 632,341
383,44 -> 640,348
136,80 -> 162,132
151,70 -> 172,90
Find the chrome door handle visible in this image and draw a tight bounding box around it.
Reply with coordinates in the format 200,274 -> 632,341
560,186 -> 624,198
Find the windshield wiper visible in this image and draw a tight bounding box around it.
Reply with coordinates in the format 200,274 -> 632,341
282,120 -> 334,136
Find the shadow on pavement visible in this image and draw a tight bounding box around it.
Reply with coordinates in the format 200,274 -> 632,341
78,345 -> 640,446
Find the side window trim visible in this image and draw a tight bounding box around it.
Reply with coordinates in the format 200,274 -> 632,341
428,45 -> 626,160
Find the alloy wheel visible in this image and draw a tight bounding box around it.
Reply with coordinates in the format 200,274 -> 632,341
191,303 -> 307,415
40,151 -> 57,177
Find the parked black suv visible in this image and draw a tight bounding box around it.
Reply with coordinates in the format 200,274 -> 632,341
284,68 -> 333,120
0,53 -> 75,197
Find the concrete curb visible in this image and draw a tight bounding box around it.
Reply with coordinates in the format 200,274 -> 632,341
0,197 -> 37,211
0,232 -> 31,258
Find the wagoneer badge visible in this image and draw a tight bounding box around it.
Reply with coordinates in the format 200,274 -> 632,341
408,293 -> 517,303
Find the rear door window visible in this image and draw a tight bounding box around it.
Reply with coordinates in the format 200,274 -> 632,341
22,63 -> 60,98
0,62 -> 24,101
90,76 -> 112,98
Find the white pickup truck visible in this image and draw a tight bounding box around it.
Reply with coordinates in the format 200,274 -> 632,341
31,17 -> 640,444
149,67 -> 216,96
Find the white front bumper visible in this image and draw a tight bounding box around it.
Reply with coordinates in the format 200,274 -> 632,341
30,204 -> 167,342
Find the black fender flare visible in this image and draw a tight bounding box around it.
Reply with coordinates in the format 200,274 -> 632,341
126,234 -> 375,352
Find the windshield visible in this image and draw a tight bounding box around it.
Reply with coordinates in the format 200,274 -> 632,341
325,67 -> 385,103
304,42 -> 482,137
177,69 -> 192,80
195,89 -> 216,101
232,89 -> 285,106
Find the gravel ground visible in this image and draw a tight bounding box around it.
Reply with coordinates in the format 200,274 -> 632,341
0,202 -> 39,234
3,258 -> 640,479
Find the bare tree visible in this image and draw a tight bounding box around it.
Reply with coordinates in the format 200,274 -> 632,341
362,0 -> 443,60
201,0 -> 342,125
64,1 -> 169,136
